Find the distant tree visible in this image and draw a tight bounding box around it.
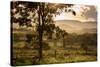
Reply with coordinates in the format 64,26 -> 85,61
61,30 -> 68,48
79,33 -> 97,55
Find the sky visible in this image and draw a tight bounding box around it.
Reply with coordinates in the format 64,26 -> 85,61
12,3 -> 97,34
54,4 -> 97,22
13,3 -> 97,23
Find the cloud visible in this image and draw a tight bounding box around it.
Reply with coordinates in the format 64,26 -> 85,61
84,6 -> 97,21
54,4 -> 97,22
71,5 -> 97,22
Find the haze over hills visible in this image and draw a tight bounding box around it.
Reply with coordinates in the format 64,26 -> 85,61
12,20 -> 97,34
55,20 -> 97,34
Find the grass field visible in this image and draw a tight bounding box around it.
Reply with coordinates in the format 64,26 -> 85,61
12,29 -> 97,66
12,40 -> 97,65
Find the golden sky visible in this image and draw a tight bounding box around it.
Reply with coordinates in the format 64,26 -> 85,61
13,3 -> 97,23
54,5 -> 97,22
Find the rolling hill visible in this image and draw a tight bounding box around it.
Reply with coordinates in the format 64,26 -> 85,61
55,20 -> 97,34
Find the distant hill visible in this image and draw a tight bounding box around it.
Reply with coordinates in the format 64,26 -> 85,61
12,20 -> 97,34
55,20 -> 97,34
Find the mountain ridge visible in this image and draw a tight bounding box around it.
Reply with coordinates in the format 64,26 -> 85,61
55,20 -> 97,34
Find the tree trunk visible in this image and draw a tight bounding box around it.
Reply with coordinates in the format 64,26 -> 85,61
38,4 -> 43,61
63,36 -> 65,48
38,30 -> 43,61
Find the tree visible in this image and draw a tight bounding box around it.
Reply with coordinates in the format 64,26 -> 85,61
55,26 -> 68,48
61,30 -> 68,48
11,1 -> 76,62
